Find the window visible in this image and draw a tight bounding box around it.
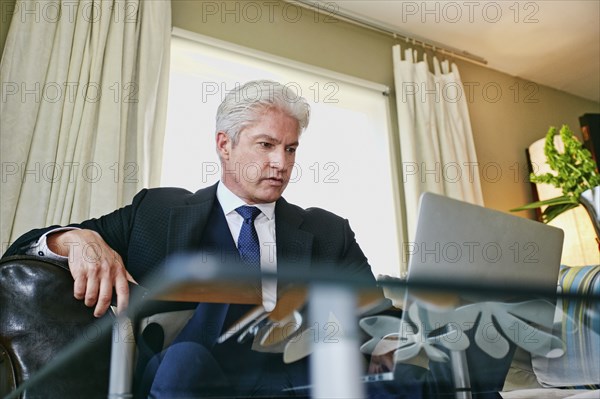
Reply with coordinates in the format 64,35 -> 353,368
161,29 -> 403,277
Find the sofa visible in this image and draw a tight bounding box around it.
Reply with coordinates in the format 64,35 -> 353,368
0,255 -> 113,398
500,265 -> 600,398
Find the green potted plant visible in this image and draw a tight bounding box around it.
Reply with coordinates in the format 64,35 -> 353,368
511,125 -> 600,239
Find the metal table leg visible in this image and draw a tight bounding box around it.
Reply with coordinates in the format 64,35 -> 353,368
108,314 -> 135,399
309,284 -> 364,398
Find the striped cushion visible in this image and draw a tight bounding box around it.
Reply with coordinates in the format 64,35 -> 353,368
531,265 -> 600,388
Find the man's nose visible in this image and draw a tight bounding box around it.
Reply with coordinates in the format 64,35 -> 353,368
268,149 -> 287,170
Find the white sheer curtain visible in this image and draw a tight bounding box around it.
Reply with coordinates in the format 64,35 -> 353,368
393,44 -> 484,241
0,0 -> 171,247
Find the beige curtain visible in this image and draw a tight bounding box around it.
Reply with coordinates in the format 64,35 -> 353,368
393,44 -> 484,243
0,0 -> 171,248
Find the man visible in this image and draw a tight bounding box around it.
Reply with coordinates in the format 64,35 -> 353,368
3,80 -> 378,396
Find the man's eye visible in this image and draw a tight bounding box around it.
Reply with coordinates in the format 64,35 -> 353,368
259,142 -> 273,148
286,147 -> 297,154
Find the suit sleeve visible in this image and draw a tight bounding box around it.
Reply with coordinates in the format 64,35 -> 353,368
77,189 -> 148,265
3,225 -> 67,258
2,189 -> 149,265
339,218 -> 378,286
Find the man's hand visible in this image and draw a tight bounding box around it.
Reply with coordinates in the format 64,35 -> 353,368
47,229 -> 135,317
368,352 -> 395,375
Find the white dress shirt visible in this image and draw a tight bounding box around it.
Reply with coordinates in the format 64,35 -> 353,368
27,226 -> 75,262
216,182 -> 277,312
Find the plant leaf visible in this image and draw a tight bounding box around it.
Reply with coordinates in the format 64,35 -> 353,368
510,196 -> 577,212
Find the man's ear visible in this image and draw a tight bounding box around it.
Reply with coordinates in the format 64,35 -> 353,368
216,131 -> 231,160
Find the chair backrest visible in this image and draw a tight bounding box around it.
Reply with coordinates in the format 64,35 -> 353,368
0,255 -> 112,399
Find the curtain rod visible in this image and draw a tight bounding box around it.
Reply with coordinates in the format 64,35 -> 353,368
288,0 -> 488,66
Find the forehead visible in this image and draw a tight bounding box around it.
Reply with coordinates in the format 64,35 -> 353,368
242,109 -> 299,140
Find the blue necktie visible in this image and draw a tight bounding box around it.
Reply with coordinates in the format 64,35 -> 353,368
167,206 -> 262,348
235,206 -> 262,269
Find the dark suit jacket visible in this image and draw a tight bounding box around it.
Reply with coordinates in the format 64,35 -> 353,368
3,183 -> 376,288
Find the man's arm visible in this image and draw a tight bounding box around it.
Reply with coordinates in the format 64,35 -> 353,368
3,189 -> 149,317
339,218 -> 378,285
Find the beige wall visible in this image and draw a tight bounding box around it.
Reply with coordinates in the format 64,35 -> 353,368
171,0 -> 599,217
1,0 -> 598,216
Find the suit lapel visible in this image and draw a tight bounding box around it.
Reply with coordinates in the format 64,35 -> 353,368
165,183 -> 231,345
166,183 -> 219,256
275,198 -> 313,287
166,186 -> 314,290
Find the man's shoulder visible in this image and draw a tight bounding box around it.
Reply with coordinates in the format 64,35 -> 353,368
278,200 -> 355,248
132,185 -> 217,208
278,198 -> 346,223
144,186 -> 195,197
304,206 -> 345,222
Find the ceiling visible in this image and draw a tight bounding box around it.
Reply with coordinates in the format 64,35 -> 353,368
316,0 -> 600,103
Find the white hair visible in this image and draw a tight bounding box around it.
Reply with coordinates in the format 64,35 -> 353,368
216,80 -> 310,144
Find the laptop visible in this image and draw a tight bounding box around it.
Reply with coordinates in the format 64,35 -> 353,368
406,192 -> 564,296
361,192 -> 565,387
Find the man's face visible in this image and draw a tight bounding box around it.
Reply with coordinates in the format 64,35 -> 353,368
217,108 -> 300,204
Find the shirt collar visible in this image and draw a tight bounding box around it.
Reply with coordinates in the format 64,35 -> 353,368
216,182 -> 276,220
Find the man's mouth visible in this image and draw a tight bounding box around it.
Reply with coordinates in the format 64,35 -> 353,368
262,177 -> 284,186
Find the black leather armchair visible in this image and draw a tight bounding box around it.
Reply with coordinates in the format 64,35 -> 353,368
0,255 -> 112,398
